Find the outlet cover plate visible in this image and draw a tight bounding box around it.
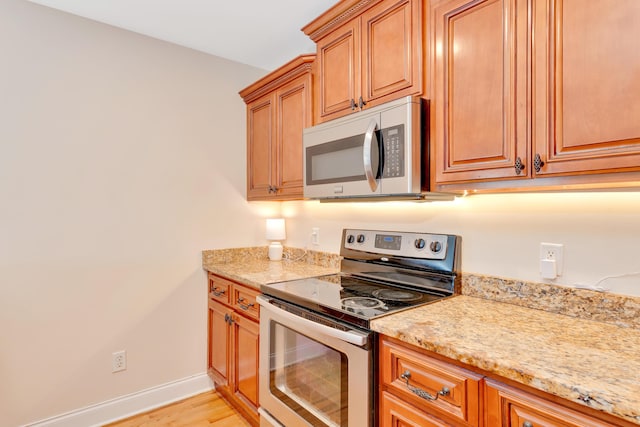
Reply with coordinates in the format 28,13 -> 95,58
112,350 -> 126,373
540,243 -> 563,275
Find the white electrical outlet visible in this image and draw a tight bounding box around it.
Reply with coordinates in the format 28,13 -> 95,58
540,243 -> 564,275
311,227 -> 320,245
112,350 -> 126,373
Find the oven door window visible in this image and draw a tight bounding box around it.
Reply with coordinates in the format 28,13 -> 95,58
268,321 -> 348,427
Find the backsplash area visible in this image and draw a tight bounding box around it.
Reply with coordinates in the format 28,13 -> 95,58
203,246 -> 639,329
202,246 -> 341,269
463,273 -> 640,329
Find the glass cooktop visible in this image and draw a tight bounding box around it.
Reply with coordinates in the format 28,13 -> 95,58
261,274 -> 450,328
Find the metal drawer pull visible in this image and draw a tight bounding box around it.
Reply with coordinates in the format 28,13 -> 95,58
237,297 -> 255,311
523,422 -> 533,427
210,286 -> 226,297
400,370 -> 450,401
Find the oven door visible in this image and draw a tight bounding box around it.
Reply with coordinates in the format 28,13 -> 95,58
257,295 -> 373,427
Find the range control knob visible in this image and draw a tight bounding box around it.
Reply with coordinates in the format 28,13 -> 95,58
347,234 -> 355,244
430,241 -> 443,253
414,238 -> 426,249
357,234 -> 366,244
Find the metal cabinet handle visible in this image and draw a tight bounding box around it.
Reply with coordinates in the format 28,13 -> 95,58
534,153 -> 545,172
237,297 -> 255,311
210,286 -> 226,297
350,99 -> 357,110
514,157 -> 525,175
523,422 -> 533,427
267,185 -> 278,194
358,96 -> 367,109
399,370 -> 450,401
223,313 -> 234,324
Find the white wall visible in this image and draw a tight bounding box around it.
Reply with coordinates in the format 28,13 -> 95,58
282,192 -> 640,296
0,1 -> 278,425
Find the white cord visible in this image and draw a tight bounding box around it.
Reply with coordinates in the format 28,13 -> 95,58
573,271 -> 640,292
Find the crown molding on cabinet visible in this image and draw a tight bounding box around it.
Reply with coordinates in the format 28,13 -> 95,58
302,0 -> 378,41
239,54 -> 315,103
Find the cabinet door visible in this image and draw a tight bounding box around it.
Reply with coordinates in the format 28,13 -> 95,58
532,0 -> 640,176
485,379 -> 616,427
274,73 -> 312,199
361,0 -> 421,106
246,94 -> 275,200
316,19 -> 360,122
380,391 -> 450,427
433,0 -> 529,184
232,313 -> 260,411
208,299 -> 232,385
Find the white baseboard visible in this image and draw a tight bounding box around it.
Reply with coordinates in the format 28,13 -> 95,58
25,373 -> 215,427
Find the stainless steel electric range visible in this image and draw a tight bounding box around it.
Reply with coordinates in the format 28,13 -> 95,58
257,228 -> 461,427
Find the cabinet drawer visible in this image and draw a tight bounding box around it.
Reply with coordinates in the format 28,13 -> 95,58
232,284 -> 260,320
381,338 -> 483,426
208,273 -> 232,305
485,379 -> 617,427
380,390 -> 450,427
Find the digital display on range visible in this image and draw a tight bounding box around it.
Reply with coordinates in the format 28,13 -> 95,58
375,234 -> 401,250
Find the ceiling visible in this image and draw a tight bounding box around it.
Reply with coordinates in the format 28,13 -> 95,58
27,0 -> 338,71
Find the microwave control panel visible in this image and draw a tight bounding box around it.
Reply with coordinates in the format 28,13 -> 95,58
381,124 -> 405,178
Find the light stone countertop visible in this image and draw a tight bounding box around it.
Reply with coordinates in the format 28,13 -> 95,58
202,247 -> 340,290
370,295 -> 640,425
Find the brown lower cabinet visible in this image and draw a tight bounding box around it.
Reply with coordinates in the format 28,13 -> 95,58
380,336 -> 483,426
484,379 -> 619,427
380,390 -> 455,427
379,336 -> 632,427
207,273 -> 260,427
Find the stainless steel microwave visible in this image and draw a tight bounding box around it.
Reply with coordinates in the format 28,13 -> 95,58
303,96 -> 451,201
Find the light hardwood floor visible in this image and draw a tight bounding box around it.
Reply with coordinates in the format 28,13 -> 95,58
104,391 -> 251,426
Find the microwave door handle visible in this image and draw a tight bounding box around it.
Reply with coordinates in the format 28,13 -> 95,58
363,118 -> 379,192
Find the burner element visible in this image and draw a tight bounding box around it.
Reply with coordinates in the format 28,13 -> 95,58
341,297 -> 385,310
372,288 -> 422,302
341,284 -> 384,296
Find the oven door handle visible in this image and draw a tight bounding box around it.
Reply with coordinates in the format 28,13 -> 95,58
257,295 -> 369,347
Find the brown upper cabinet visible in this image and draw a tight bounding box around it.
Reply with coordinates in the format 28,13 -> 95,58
431,0 -> 640,192
532,0 -> 640,177
303,0 -> 424,123
239,55 -> 314,201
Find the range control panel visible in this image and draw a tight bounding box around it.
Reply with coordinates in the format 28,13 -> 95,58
343,229 -> 448,260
